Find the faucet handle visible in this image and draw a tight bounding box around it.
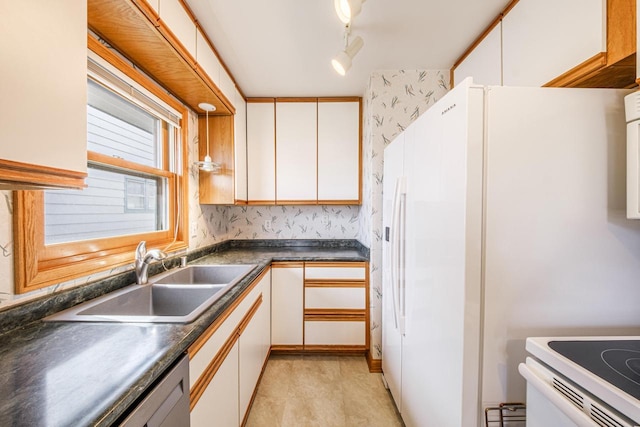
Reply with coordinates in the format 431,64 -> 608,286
136,241 -> 147,261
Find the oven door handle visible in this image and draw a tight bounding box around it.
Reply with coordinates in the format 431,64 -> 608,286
518,362 -> 598,427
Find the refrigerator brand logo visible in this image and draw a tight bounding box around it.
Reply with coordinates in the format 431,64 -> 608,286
442,103 -> 457,115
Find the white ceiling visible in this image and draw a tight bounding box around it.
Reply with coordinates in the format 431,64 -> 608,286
185,0 -> 511,98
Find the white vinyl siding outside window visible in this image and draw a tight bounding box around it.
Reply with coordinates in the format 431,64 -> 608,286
43,76 -> 177,245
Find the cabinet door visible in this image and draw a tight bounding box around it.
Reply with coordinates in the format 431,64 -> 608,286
191,342 -> 239,427
238,272 -> 271,421
275,101 -> 317,203
0,0 -> 87,188
271,265 -> 303,346
247,102 -> 276,202
502,0 -> 604,86
317,101 -> 361,203
453,23 -> 502,87
196,28 -> 221,87
159,0 -> 197,61
234,91 -> 248,202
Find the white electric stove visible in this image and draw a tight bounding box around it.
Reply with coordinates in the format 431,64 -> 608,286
519,337 -> 640,427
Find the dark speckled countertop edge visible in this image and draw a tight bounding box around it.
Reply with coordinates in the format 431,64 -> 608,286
0,239 -> 369,427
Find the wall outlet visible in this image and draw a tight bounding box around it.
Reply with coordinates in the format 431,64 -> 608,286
321,215 -> 329,225
264,219 -> 272,232
190,221 -> 198,238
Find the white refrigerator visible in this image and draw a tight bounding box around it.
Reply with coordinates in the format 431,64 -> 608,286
382,78 -> 640,427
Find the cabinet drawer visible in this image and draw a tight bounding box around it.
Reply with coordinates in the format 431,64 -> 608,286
305,287 -> 365,309
304,321 -> 366,345
304,265 -> 366,280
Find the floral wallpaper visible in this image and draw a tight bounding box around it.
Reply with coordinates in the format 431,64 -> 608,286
360,70 -> 450,359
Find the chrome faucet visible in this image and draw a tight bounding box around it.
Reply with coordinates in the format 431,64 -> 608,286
135,241 -> 167,284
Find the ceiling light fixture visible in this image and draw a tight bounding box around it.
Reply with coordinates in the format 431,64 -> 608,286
334,0 -> 366,24
195,102 -> 221,173
332,25 -> 364,76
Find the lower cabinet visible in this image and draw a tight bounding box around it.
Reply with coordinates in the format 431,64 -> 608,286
303,262 -> 368,351
270,263 -> 304,349
271,261 -> 369,352
239,275 -> 271,422
190,342 -> 239,427
189,267 -> 271,427
187,260 -> 369,425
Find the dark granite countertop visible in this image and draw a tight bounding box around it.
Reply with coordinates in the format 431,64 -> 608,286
0,240 -> 368,427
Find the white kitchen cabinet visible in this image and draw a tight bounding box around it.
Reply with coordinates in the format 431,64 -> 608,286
189,267 -> 271,427
146,0 -> 159,13
159,0 -> 197,62
247,101 -> 276,203
271,263 -> 304,348
191,342 -> 239,427
275,101 -> 317,203
502,0 -> 604,86
303,262 -> 368,350
196,28 -> 221,87
0,0 -> 87,189
245,98 -> 361,205
239,271 -> 271,422
453,22 -> 502,87
234,90 -> 248,202
317,100 -> 361,203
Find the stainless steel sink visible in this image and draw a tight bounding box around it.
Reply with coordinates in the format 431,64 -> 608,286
150,264 -> 256,285
45,264 -> 257,323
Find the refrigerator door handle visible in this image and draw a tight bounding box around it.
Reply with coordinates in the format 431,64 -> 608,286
390,179 -> 402,329
398,178 -> 407,336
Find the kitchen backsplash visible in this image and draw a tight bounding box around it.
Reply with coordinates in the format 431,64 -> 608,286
360,70 -> 450,358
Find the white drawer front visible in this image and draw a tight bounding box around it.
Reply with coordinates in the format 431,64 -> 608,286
305,287 -> 365,309
304,321 -> 365,345
305,266 -> 365,280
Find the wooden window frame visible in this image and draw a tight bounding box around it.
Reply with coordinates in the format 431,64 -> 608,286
13,37 -> 189,294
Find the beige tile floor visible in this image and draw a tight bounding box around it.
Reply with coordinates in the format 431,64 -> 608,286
245,354 -> 405,427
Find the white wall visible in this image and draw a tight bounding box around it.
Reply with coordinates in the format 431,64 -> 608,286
359,70 -> 450,358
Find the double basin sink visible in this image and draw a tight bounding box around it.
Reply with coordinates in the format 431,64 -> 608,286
46,264 -> 257,323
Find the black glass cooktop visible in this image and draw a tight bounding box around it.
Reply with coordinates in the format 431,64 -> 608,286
549,340 -> 640,401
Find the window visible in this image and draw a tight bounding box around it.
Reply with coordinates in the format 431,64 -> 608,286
14,40 -> 188,294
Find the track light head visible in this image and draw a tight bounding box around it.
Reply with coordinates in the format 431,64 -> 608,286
332,35 -> 364,76
334,0 -> 366,24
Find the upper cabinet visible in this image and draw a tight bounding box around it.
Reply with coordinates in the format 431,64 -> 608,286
317,100 -> 361,203
247,101 -> 277,204
451,0 -> 636,89
0,1 -> 87,189
246,98 -> 362,205
158,0 -> 197,60
275,101 -> 318,203
88,0 -> 234,114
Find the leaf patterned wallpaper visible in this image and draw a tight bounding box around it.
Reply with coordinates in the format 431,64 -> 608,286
360,70 -> 450,358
